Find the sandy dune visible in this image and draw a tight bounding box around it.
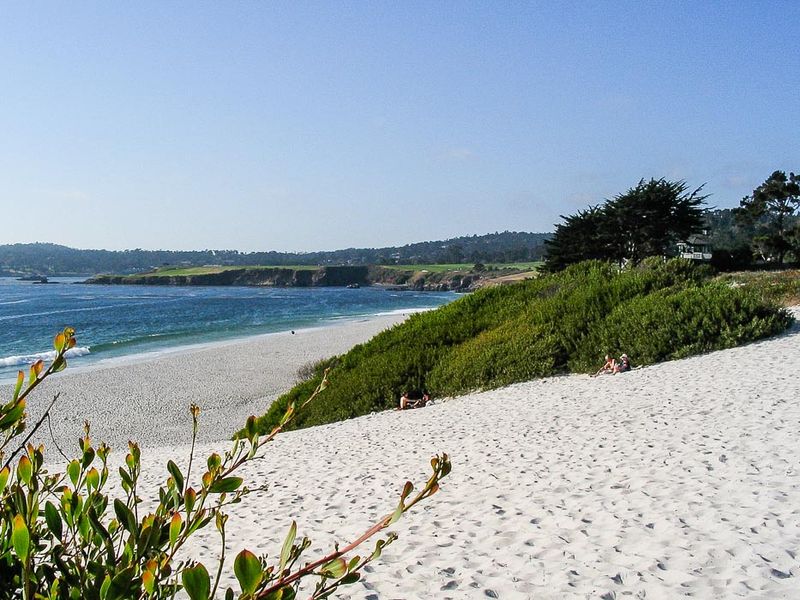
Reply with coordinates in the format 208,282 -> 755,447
99,310 -> 800,599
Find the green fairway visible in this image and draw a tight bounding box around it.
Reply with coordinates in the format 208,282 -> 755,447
382,262 -> 542,273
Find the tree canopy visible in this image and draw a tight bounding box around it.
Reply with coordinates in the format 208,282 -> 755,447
544,178 -> 707,271
735,170 -> 800,265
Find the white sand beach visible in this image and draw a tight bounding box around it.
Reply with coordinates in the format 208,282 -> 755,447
24,310 -> 800,598
16,313 -> 411,449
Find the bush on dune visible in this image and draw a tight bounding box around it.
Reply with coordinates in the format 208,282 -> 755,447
250,259 -> 792,435
569,284 -> 792,370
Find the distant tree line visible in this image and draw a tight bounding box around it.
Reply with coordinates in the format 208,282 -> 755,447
0,231 -> 550,276
545,171 -> 800,272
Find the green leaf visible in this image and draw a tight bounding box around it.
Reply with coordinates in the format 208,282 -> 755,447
167,460 -> 184,491
113,499 -> 138,535
82,446 -> 95,469
279,404 -> 294,427
88,507 -> 116,564
340,572 -> 360,584
245,415 -> 257,438
53,355 -> 67,372
106,566 -> 136,600
0,466 -> 9,494
182,563 -> 211,600
67,460 -> 80,486
142,571 -> 155,595
388,503 -> 403,525
0,400 -> 25,429
12,370 -> 24,401
279,520 -> 296,573
321,557 -> 347,579
206,453 -> 221,471
169,513 -> 182,547
45,501 -> 63,540
17,455 -> 32,486
209,476 -> 243,493
371,539 -> 387,560
12,515 -> 30,562
99,575 -> 111,600
86,467 -> 100,491
185,487 -> 196,513
29,359 -> 43,385
234,549 -> 263,595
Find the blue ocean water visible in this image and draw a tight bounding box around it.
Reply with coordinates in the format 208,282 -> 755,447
0,278 -> 457,381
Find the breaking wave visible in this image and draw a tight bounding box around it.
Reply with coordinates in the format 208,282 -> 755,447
0,347 -> 91,368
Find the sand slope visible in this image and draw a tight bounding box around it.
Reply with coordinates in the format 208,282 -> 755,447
111,313 -> 800,599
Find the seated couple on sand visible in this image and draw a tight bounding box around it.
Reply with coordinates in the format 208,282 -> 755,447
593,353 -> 631,376
399,391 -> 430,410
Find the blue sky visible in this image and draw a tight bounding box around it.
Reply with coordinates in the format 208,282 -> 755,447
1,1 -> 798,252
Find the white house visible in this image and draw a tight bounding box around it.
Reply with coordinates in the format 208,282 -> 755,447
677,234 -> 713,261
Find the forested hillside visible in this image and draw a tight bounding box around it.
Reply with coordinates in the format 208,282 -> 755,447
0,232 -> 550,276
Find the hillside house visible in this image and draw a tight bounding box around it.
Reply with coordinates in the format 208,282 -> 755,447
677,234 -> 713,261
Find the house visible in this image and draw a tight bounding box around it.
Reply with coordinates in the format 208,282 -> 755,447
677,234 -> 713,261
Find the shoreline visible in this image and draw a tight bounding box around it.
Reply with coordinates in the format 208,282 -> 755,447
12,311 -> 416,450
0,306 -> 432,384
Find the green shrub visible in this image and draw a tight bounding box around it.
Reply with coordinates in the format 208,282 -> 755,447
0,330 -> 450,599
249,258 -> 792,436
428,320 -> 563,393
715,269 -> 800,305
569,284 -> 792,370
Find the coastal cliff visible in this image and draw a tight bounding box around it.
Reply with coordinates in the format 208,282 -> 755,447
86,266 -> 368,287
84,265 -> 488,291
84,264 -> 537,291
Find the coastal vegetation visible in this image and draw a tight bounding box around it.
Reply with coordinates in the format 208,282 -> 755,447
0,331 -> 450,599
542,171 -> 800,273
248,259 -> 792,434
716,268 -> 800,306
734,170 -> 800,266
543,178 -> 708,271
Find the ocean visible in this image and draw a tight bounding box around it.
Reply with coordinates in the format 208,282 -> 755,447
0,278 -> 457,381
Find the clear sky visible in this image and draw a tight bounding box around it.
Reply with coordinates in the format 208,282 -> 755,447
1,1 -> 798,252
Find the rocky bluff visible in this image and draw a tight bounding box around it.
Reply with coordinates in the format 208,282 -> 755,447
85,265 -> 483,291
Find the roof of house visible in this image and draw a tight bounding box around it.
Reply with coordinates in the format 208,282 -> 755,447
681,235 -> 712,245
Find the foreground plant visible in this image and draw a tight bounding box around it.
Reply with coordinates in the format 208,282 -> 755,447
0,328 -> 450,599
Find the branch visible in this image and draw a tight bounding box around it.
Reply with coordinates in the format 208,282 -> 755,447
256,453 -> 450,598
2,393 -> 61,471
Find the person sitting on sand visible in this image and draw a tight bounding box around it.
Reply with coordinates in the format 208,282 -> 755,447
593,354 -> 616,376
614,353 -> 631,373
399,391 -> 430,410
